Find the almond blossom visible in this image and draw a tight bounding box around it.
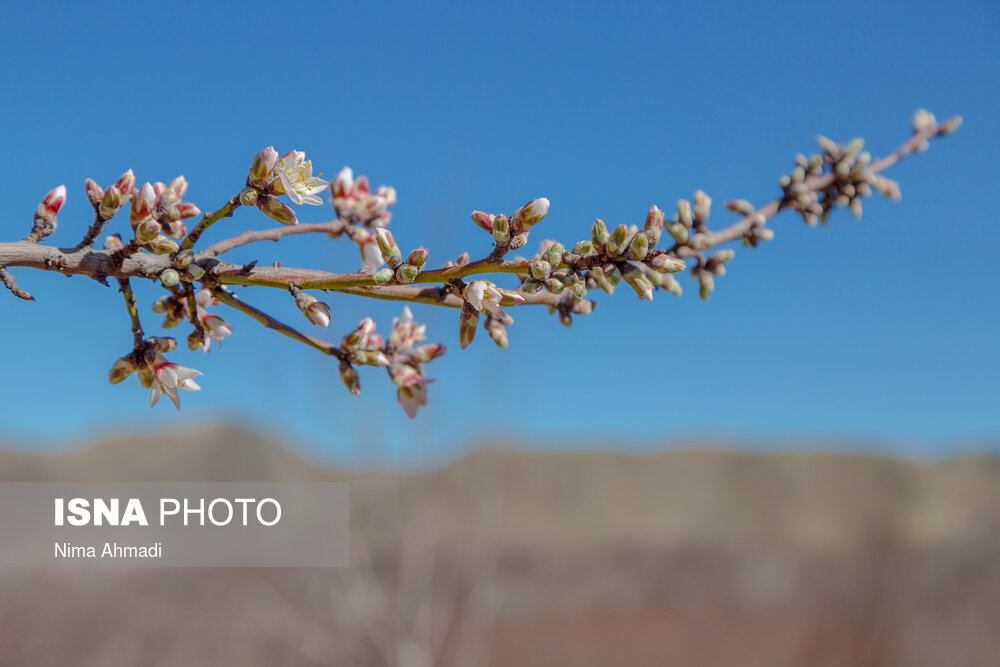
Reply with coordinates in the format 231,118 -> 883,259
147,355 -> 202,410
275,150 -> 328,205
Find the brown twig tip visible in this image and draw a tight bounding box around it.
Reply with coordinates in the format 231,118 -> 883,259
0,113 -> 961,414
0,267 -> 33,301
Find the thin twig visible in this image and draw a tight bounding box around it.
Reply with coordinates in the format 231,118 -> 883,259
212,287 -> 345,359
178,194 -> 242,252
118,278 -> 144,348
0,267 -> 33,301
200,219 -> 349,257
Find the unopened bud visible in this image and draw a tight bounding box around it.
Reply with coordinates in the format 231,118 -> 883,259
396,264 -> 420,284
544,242 -> 564,268
99,184 -> 122,220
530,259 -> 552,281
406,247 -> 428,269
248,146 -> 279,188
647,253 -> 686,273
485,318 -> 508,348
607,224 -> 629,256
698,271 -> 715,300
726,199 -> 755,216
661,224 -> 684,246
912,109 -> 936,134
591,218 -> 609,247
130,182 -> 155,224
172,249 -> 194,269
571,299 -> 594,315
512,197 -> 549,230
166,202 -> 201,222
135,218 -> 161,243
470,210 -> 494,233
108,357 -> 137,384
185,263 -> 206,281
148,235 -> 179,255
644,205 -> 664,233
159,268 -> 180,287
149,336 -> 177,353
85,179 -> 104,208
508,232 -> 529,250
239,187 -> 259,207
677,199 -> 693,227
294,291 -> 331,328
590,266 -> 614,294
458,303 -> 479,350
375,229 -> 402,267
572,240 -> 594,255
256,194 -> 298,225
113,170 -> 136,198
164,175 -> 187,203
492,213 -> 511,245
622,265 -> 654,301
520,277 -> 543,294
626,232 -> 649,260
373,267 -> 394,284
938,115 -> 962,135
693,190 -> 711,224
338,360 -> 361,395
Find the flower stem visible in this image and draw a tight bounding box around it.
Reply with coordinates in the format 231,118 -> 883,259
118,278 -> 144,348
212,287 -> 343,359
178,194 -> 242,252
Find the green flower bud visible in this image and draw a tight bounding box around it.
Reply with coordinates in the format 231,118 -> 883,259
592,218 -> 610,247
159,268 -> 180,287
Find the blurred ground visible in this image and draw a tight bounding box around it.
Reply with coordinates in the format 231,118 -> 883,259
0,425 -> 998,666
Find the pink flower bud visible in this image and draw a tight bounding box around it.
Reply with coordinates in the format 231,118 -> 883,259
135,218 -> 162,243
130,182 -> 156,225
85,179 -> 104,208
165,175 -> 187,203
248,146 -> 279,188
166,201 -> 201,221
113,169 -> 135,198
330,166 -> 354,198
40,185 -> 67,216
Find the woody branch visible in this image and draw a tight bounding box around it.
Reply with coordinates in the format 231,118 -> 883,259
0,110 -> 961,416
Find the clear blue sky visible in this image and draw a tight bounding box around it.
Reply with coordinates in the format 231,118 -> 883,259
1,1 -> 997,463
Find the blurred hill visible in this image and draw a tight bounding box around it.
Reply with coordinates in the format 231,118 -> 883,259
0,424 -> 998,666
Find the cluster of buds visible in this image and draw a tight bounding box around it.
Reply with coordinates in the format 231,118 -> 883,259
152,288 -> 234,352
780,137 -> 880,225
334,307 -> 445,416
330,167 -> 396,227
469,197 -> 549,256
515,204 -> 685,322
246,147 -> 329,224
25,185 -> 67,242
107,341 -> 202,410
371,229 -> 427,284
386,307 -> 444,417
126,175 -> 202,254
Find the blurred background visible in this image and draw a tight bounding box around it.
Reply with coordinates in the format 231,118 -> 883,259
0,1 -> 997,665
